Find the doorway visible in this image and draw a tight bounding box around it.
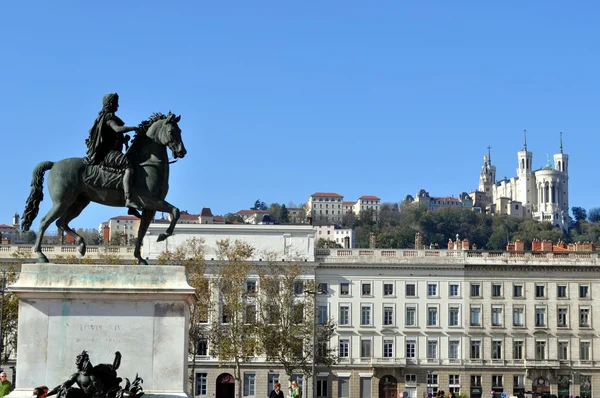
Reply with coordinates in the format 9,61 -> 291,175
379,375 -> 398,398
216,373 -> 235,398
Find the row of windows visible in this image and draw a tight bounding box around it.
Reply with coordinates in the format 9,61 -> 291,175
337,338 -> 594,361
336,303 -> 592,328
333,281 -> 592,299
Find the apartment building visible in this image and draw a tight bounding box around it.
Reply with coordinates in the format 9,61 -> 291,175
307,192 -> 345,224
192,248 -> 600,398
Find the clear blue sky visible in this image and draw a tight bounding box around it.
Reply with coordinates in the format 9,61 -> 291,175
2,1 -> 599,230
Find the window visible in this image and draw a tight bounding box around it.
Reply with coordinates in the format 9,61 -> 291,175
339,339 -> 349,357
428,283 -> 438,297
405,306 -> 416,326
580,307 -> 590,327
470,340 -> 481,359
318,283 -> 328,293
427,373 -> 439,385
492,376 -> 503,388
383,306 -> 394,326
580,285 -> 590,298
471,283 -> 481,297
383,340 -> 394,358
513,284 -> 523,298
557,307 -> 568,327
360,339 -> 372,358
243,373 -> 256,396
449,340 -> 460,359
360,377 -> 371,398
449,375 -> 460,385
339,305 -> 349,325
340,283 -> 350,296
492,284 -> 502,297
406,283 -> 416,297
222,305 -> 230,324
294,281 -> 304,295
492,306 -> 503,326
535,307 -> 546,327
558,341 -> 569,360
361,305 -> 372,326
470,306 -> 481,326
316,378 -> 328,398
338,377 -> 350,398
427,306 -> 438,326
361,283 -> 372,296
535,284 -> 545,298
406,340 -> 416,358
492,340 -> 502,359
427,340 -> 438,359
449,306 -> 460,327
383,283 -> 394,296
557,284 -> 567,298
535,341 -> 546,360
449,283 -> 459,297
513,341 -> 523,359
197,339 -> 208,356
195,373 -> 207,396
246,280 -> 257,294
513,306 -> 524,326
471,375 -> 482,387
580,341 -> 591,360
405,375 -> 417,384
317,305 -> 328,325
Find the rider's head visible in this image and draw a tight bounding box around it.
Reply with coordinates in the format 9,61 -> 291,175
103,93 -> 119,113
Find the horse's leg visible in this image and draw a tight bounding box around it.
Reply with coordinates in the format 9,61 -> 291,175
137,197 -> 180,242
133,209 -> 156,265
33,203 -> 69,263
55,197 -> 91,257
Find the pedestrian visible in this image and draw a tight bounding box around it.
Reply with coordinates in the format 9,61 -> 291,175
0,372 -> 13,398
33,386 -> 48,398
269,383 -> 284,398
289,381 -> 301,398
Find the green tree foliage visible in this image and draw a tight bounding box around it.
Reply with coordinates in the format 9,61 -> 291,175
572,207 -> 587,223
109,231 -> 124,246
251,200 -> 268,211
224,213 -> 244,223
279,204 -> 289,224
267,203 -> 282,223
316,238 -> 342,249
0,266 -> 19,366
75,228 -> 101,245
588,208 -> 600,223
21,231 -> 36,244
256,262 -> 337,384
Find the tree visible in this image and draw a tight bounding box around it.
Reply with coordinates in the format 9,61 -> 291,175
251,200 -> 268,211
109,231 -> 124,246
224,213 -> 244,223
0,265 -> 20,366
209,240 -> 258,398
157,237 -> 210,390
21,231 -> 36,244
572,207 -> 587,223
589,208 -> 600,223
267,203 -> 282,223
316,238 -> 342,249
75,228 -> 101,245
256,261 -> 337,389
279,204 -> 289,224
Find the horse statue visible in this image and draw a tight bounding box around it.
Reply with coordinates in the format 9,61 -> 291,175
21,112 -> 186,265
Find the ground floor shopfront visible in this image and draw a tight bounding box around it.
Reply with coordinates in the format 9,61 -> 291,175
189,365 -> 597,398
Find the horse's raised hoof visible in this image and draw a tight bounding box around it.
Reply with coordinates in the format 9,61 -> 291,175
36,253 -> 49,263
128,208 -> 142,219
156,233 -> 170,242
78,244 -> 87,257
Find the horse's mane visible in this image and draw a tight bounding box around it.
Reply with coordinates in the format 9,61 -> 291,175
137,112 -> 170,135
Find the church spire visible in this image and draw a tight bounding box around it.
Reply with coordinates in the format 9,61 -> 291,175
559,131 -> 563,154
523,129 -> 527,151
487,145 -> 492,164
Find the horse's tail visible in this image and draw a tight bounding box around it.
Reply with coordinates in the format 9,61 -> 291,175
22,161 -> 54,232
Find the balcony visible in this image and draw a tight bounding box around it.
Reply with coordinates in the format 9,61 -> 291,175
372,358 -> 407,365
525,359 -> 560,368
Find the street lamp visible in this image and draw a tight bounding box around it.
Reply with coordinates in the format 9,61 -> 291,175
570,372 -> 579,398
305,286 -> 324,398
0,270 -> 7,366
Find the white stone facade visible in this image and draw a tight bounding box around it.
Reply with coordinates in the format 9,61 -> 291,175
472,134 -> 570,230
307,192 -> 345,224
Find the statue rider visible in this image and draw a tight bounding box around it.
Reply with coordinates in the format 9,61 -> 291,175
84,93 -> 142,211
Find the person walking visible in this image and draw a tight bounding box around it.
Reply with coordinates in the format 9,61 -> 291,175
0,372 -> 13,398
269,383 -> 284,398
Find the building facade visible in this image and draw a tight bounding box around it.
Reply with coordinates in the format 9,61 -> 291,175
190,248 -> 600,398
307,193 -> 345,225
352,196 -> 381,221
471,134 -> 570,230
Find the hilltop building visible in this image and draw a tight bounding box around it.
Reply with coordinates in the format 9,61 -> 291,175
470,132 -> 570,230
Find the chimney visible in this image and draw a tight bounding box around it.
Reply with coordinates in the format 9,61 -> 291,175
344,236 -> 350,249
103,225 -> 110,243
532,239 -> 542,252
514,240 -> 525,251
448,238 -> 453,250
541,240 -> 553,252
506,243 -> 515,251
461,239 -> 470,250
369,232 -> 376,249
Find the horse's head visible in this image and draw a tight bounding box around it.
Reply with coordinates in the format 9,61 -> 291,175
146,112 -> 187,159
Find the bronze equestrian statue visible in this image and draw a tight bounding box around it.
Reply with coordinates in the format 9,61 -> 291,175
21,93 -> 187,265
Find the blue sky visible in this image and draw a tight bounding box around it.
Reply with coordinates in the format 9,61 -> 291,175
1,1 -> 599,230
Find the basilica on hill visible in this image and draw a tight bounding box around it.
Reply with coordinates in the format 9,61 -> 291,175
470,132 -> 571,231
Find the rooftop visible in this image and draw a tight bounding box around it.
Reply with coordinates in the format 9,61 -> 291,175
311,192 -> 343,198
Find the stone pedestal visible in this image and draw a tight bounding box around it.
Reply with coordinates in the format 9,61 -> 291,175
9,263 -> 196,398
